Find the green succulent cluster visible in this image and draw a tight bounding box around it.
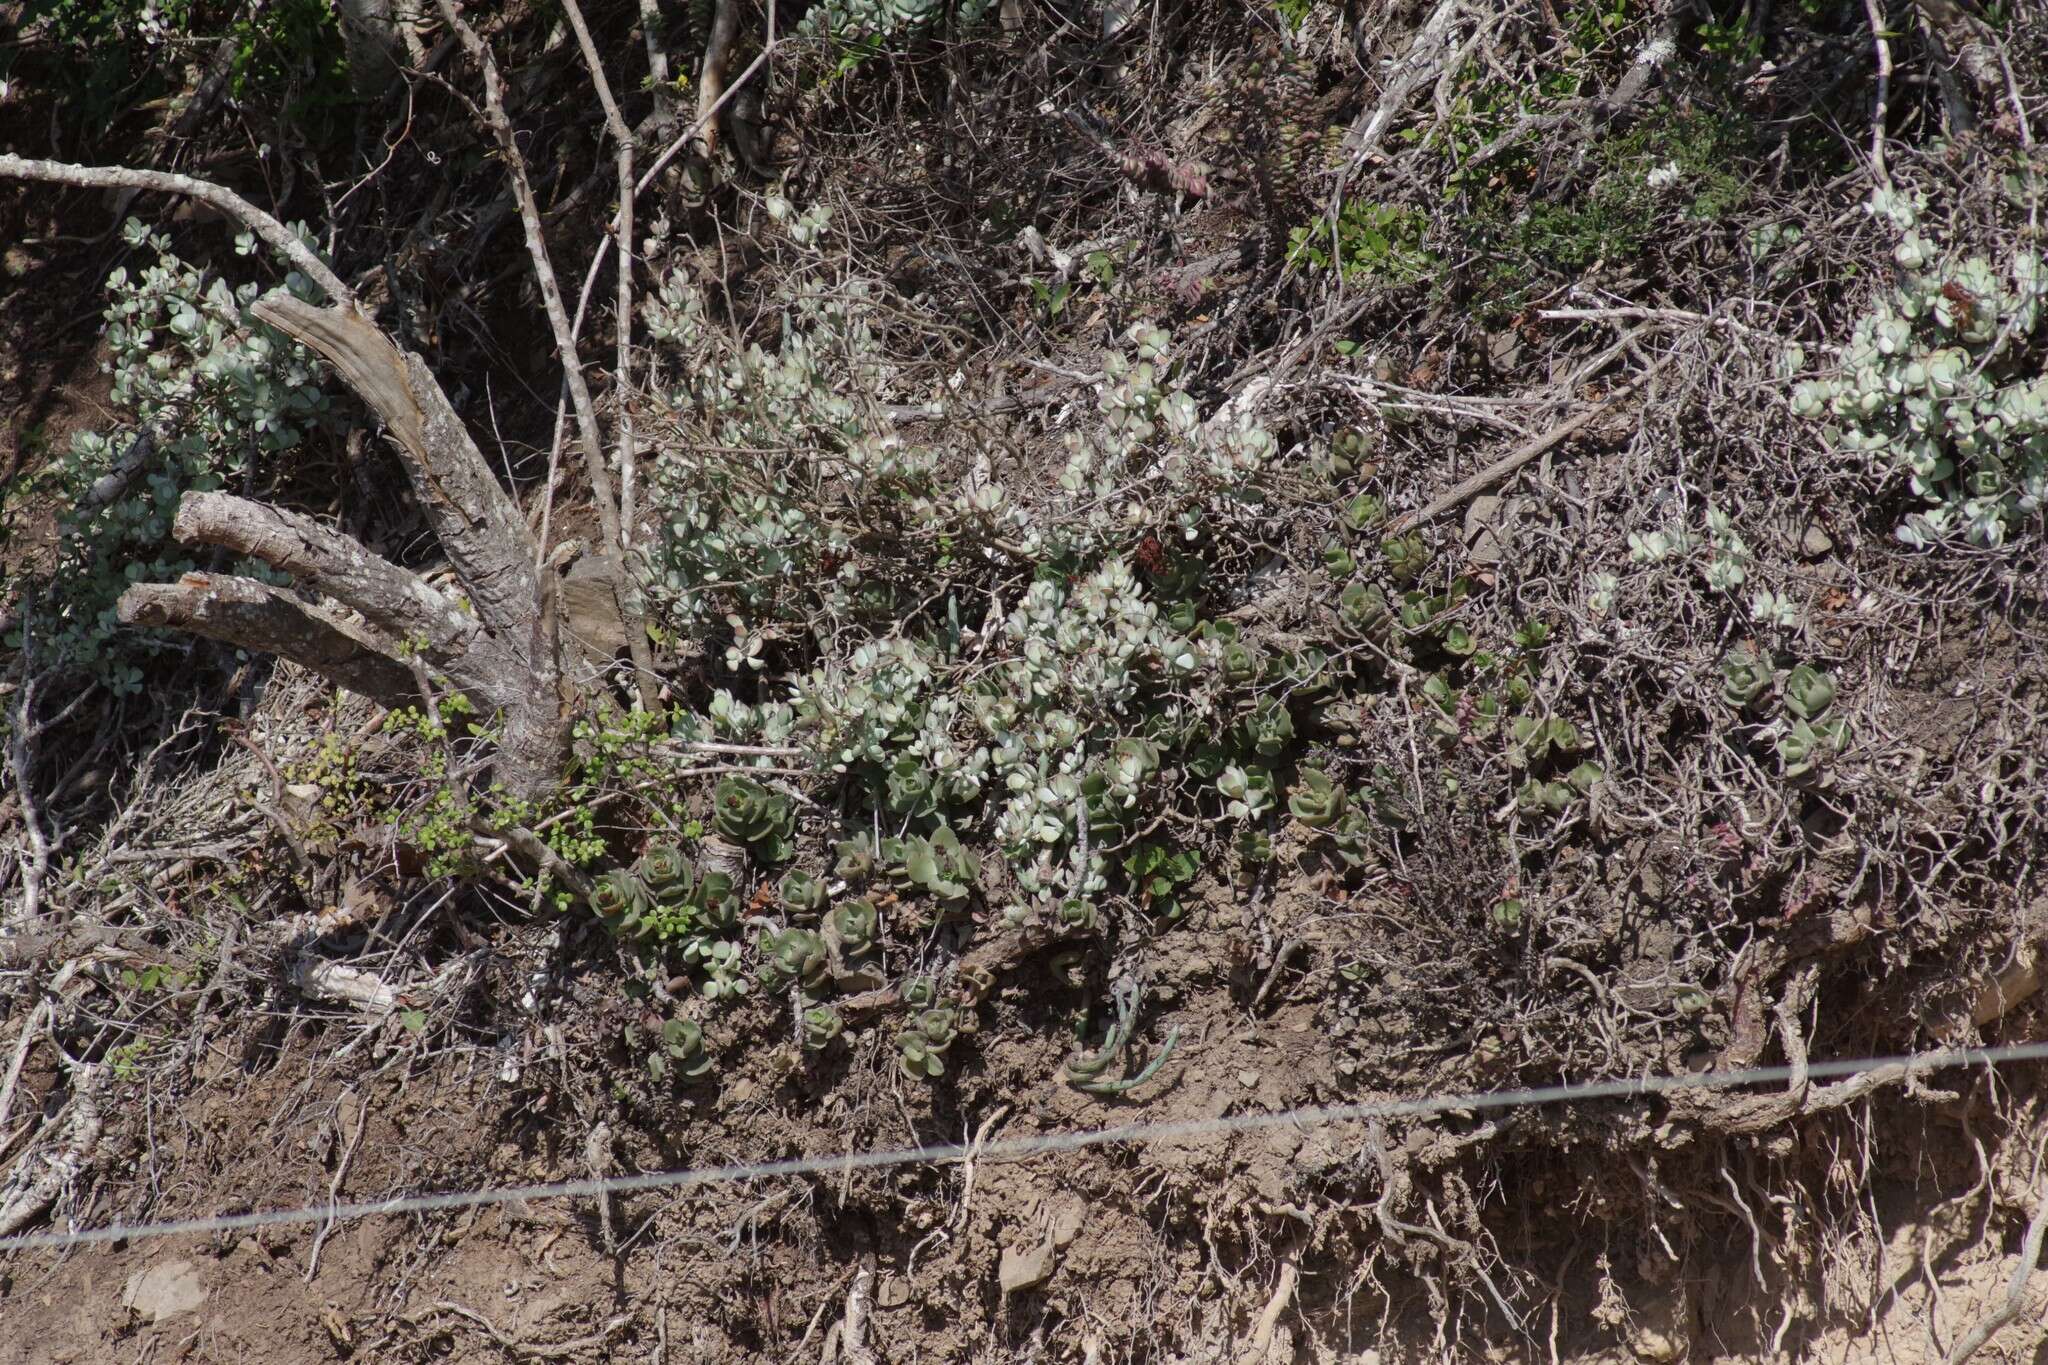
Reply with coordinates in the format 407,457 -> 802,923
1791,190 -> 2048,548
1278,767 -> 1375,868
828,898 -> 881,956
632,223 -> 1657,1086
800,0 -> 995,45
1371,607 -> 1575,825
1123,842 -> 1200,919
1718,651 -> 1851,776
587,845 -> 759,1018
712,777 -> 797,861
757,927 -> 829,993
898,1006 -> 964,1078
837,825 -> 981,908
590,843 -> 739,942
802,1006 -> 844,1051
685,937 -> 750,1000
627,1015 -> 712,1081
1506,714 -> 1602,817
1218,764 -> 1276,819
1516,760 -> 1605,817
779,869 -> 829,916
1287,768 -> 1346,826
1337,581 -> 1394,642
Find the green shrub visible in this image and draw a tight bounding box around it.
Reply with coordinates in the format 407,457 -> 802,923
1791,190 -> 2047,547
3,222 -> 333,692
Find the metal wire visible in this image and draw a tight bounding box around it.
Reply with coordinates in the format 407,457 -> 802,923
4,1037 -> 2043,1254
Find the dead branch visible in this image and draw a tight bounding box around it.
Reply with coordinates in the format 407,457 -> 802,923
839,1254 -> 879,1365
639,0 -> 675,130
0,152 -> 582,798
305,1089 -> 371,1281
559,0 -> 642,553
1244,1249 -> 1301,1363
249,297 -> 542,632
118,576 -> 422,711
0,1063 -> 101,1239
1385,349 -> 1680,536
1335,0 -> 1465,187
172,492 -> 477,659
695,0 -> 741,159
1947,1189 -> 2048,1364
1864,0 -> 1894,189
294,957 -> 399,1013
0,154 -> 353,306
0,1000 -> 52,1144
3,675 -> 54,926
416,1300 -> 630,1360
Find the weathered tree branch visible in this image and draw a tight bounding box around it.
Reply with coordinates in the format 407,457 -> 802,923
695,0 -> 741,158
0,154 -> 354,308
638,0 -> 676,132
174,491 -> 476,660
249,295 -> 543,637
2,131 -> 588,800
560,0 -> 641,554
117,576 -> 421,710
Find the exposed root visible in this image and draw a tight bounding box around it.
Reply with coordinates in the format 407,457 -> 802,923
1946,1190 -> 2048,1364
0,1062 -> 101,1238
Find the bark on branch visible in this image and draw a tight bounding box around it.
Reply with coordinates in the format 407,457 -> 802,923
0,154 -> 354,307
2,146 -> 580,799
118,575 -> 422,709
249,295 -> 543,637
434,0 -> 661,711
173,491 -> 476,659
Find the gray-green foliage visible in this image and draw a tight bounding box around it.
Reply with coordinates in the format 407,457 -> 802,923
644,198 -> 1291,925
8,220 -> 332,690
641,202 -> 953,633
1791,189 -> 2048,548
897,1005 -> 963,1078
801,0 -> 995,46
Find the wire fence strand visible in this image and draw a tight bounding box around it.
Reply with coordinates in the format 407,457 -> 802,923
5,1038 -> 2047,1254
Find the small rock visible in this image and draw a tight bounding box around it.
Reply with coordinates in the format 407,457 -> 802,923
1800,523 -> 1835,558
1237,1070 -> 1259,1088
124,1259 -> 207,1323
998,1239 -> 1055,1293
1628,1294 -> 1690,1362
876,1275 -> 911,1309
1048,1198 -> 1085,1248
1488,331 -> 1523,373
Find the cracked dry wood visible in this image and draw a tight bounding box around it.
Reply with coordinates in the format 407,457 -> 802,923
250,295 -> 544,639
119,575 -> 422,709
81,301 -> 573,791
174,492 -> 481,661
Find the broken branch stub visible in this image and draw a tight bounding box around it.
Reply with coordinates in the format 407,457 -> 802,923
117,575 -> 422,710
0,155 -> 580,803
249,296 -> 544,639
